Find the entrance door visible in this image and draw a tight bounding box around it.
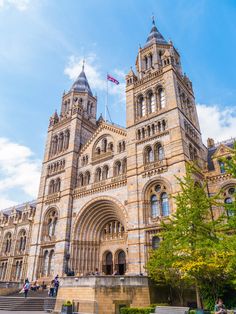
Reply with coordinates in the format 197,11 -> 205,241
117,251 -> 126,275
105,252 -> 113,275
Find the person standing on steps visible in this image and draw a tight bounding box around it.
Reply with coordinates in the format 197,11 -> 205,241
23,279 -> 30,298
49,280 -> 55,297
54,275 -> 59,297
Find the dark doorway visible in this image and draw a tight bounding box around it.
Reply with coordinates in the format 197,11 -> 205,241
104,252 -> 113,275
117,251 -> 126,275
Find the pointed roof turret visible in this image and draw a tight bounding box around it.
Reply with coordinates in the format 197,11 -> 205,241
145,17 -> 167,47
70,60 -> 93,96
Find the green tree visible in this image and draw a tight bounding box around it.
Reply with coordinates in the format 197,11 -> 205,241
146,165 -> 229,309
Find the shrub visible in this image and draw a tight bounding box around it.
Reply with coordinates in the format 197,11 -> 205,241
120,307 -> 154,314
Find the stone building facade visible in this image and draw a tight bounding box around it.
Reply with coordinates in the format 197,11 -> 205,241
0,20 -> 235,283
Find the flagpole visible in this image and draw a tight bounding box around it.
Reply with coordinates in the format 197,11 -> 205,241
105,73 -> 108,122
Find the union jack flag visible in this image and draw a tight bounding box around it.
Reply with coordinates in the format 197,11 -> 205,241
107,74 -> 119,85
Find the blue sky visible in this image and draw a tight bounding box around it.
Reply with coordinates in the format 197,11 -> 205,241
0,0 -> 236,208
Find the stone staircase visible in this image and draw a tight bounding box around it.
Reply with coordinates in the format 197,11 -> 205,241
0,289 -> 56,311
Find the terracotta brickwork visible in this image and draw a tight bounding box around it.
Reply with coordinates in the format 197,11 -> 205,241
0,20 -> 235,285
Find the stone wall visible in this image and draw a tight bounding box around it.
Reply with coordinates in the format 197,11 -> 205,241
54,276 -> 150,314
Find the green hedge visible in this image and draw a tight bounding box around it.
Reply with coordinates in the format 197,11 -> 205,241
120,307 -> 154,314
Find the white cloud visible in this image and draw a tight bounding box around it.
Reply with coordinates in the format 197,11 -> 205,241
0,137 -> 41,210
64,54 -> 126,105
197,104 -> 236,144
0,0 -> 31,11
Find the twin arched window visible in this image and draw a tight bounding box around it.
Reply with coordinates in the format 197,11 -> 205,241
48,178 -> 61,194
46,210 -> 58,237
137,88 -> 166,119
50,130 -> 70,157
149,184 -> 170,218
144,143 -> 164,164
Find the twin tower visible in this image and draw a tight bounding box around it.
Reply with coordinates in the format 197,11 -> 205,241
0,20 -> 206,284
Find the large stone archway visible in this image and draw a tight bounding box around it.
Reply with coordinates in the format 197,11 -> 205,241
71,197 -> 128,275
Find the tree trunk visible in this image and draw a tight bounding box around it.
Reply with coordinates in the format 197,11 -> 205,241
196,284 -> 202,309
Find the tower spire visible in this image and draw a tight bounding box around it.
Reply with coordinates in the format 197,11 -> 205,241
82,59 -> 85,72
152,13 -> 155,25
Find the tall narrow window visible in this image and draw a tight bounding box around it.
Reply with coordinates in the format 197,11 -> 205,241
161,192 -> 169,216
148,92 -> 155,114
150,195 -> 159,218
138,96 -> 145,117
152,236 -> 160,250
95,168 -> 102,182
158,88 -> 166,108
145,147 -> 153,164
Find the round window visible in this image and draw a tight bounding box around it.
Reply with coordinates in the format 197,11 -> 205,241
228,187 -> 235,195
155,185 -> 161,192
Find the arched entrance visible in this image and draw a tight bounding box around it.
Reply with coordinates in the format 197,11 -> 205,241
102,251 -> 113,275
115,250 -> 126,275
71,198 -> 128,275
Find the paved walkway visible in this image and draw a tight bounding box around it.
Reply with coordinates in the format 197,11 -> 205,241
0,311 -> 45,314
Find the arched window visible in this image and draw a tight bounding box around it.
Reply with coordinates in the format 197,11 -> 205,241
122,158 -> 127,174
157,121 -> 161,132
138,96 -> 145,118
114,161 -> 122,176
64,130 -> 70,150
150,195 -> 159,218
48,250 -> 55,276
154,144 -> 164,161
148,184 -> 170,218
144,56 -> 148,70
161,192 -> 169,216
45,210 -> 58,238
152,236 -> 160,250
4,233 -> 12,254
122,141 -> 126,151
144,146 -> 154,164
162,120 -> 166,131
55,178 -> 61,192
102,138 -> 107,152
96,147 -> 101,155
43,250 -> 49,276
95,168 -> 102,182
53,135 -> 58,155
18,230 -> 27,253
58,132 -> 64,153
77,173 -> 84,187
84,171 -> 90,185
108,142 -> 114,151
147,125 -> 151,137
102,165 -> 109,180
150,54 -> 153,67
118,142 -> 122,153
147,92 -> 155,114
158,88 -> 166,109
49,180 -> 55,194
